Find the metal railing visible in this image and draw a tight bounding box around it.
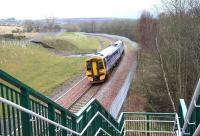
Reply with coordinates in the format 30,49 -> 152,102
0,97 -> 80,135
118,112 -> 180,136
0,97 -> 124,136
178,78 -> 200,136
0,69 -> 122,136
1,69 -> 199,136
0,70 -> 76,136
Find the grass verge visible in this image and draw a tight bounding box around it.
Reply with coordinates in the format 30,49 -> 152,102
0,40 -> 86,95
42,32 -> 111,53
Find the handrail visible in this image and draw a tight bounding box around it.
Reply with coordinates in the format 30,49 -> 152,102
0,69 -> 76,117
182,78 -> 200,135
0,69 -> 121,135
1,69 -> 188,136
0,70 -> 119,122
0,97 -> 81,135
94,128 -> 111,136
0,96 -> 120,136
76,98 -> 118,125
80,112 -> 120,135
179,99 -> 187,118
119,112 -> 176,115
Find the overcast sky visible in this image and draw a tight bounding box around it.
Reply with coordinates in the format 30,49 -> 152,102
0,0 -> 161,19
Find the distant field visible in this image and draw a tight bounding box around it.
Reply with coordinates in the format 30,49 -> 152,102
42,32 -> 111,53
0,25 -> 23,34
0,40 -> 86,95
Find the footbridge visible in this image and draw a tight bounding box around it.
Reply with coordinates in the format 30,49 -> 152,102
0,70 -> 199,136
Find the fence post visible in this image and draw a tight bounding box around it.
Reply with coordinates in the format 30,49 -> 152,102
147,115 -> 150,136
178,103 -> 184,129
190,109 -> 196,135
196,98 -> 200,127
20,87 -> 32,136
48,103 -> 55,136
119,115 -> 124,136
72,116 -> 77,136
61,111 -> 67,135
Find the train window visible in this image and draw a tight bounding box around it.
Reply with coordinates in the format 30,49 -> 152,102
106,56 -> 110,62
98,61 -> 104,69
87,62 -> 92,70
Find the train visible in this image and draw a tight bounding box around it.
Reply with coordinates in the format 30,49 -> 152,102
85,40 -> 124,83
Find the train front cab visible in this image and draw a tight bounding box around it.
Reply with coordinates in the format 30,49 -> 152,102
86,57 -> 106,82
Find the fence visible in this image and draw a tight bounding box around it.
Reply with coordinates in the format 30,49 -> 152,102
0,69 -> 122,136
178,78 -> 200,136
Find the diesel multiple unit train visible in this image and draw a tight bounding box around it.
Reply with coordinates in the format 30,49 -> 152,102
85,40 -> 124,83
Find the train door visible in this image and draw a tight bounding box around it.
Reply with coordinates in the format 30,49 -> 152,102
91,60 -> 99,81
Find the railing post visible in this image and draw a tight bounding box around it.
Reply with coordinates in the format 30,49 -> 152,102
20,87 -> 32,136
179,99 -> 187,130
178,103 -> 183,129
147,114 -> 150,136
197,98 -> 200,126
61,111 -> 67,135
48,103 -> 55,136
190,109 -> 196,135
72,116 -> 77,136
119,115 -> 124,136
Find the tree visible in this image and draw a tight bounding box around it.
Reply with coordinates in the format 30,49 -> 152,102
23,20 -> 34,32
136,0 -> 200,112
45,17 -> 56,32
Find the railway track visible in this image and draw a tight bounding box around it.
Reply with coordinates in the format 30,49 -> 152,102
55,77 -> 101,113
54,37 -> 131,114
55,60 -> 119,113
68,84 -> 102,113
55,77 -> 92,108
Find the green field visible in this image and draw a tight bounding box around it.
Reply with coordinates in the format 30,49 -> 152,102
42,32 -> 111,52
0,40 -> 86,95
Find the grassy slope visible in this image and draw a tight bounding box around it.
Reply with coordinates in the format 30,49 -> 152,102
42,32 -> 111,52
0,40 -> 86,95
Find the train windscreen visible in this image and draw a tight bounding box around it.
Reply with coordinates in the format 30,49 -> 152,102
98,61 -> 104,69
87,62 -> 92,70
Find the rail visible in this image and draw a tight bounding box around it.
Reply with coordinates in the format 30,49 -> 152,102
118,112 -> 180,136
1,94 -> 181,136
1,70 -> 200,136
0,69 -> 122,136
178,78 -> 200,136
0,97 -> 118,136
0,97 -> 80,135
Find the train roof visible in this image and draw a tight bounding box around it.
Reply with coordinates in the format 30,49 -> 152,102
114,40 -> 123,45
97,44 -> 120,57
86,40 -> 123,61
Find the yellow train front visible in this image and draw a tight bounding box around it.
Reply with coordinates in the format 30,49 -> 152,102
85,56 -> 107,82
85,40 -> 124,83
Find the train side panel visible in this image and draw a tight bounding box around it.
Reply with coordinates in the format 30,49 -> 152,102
105,43 -> 124,72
